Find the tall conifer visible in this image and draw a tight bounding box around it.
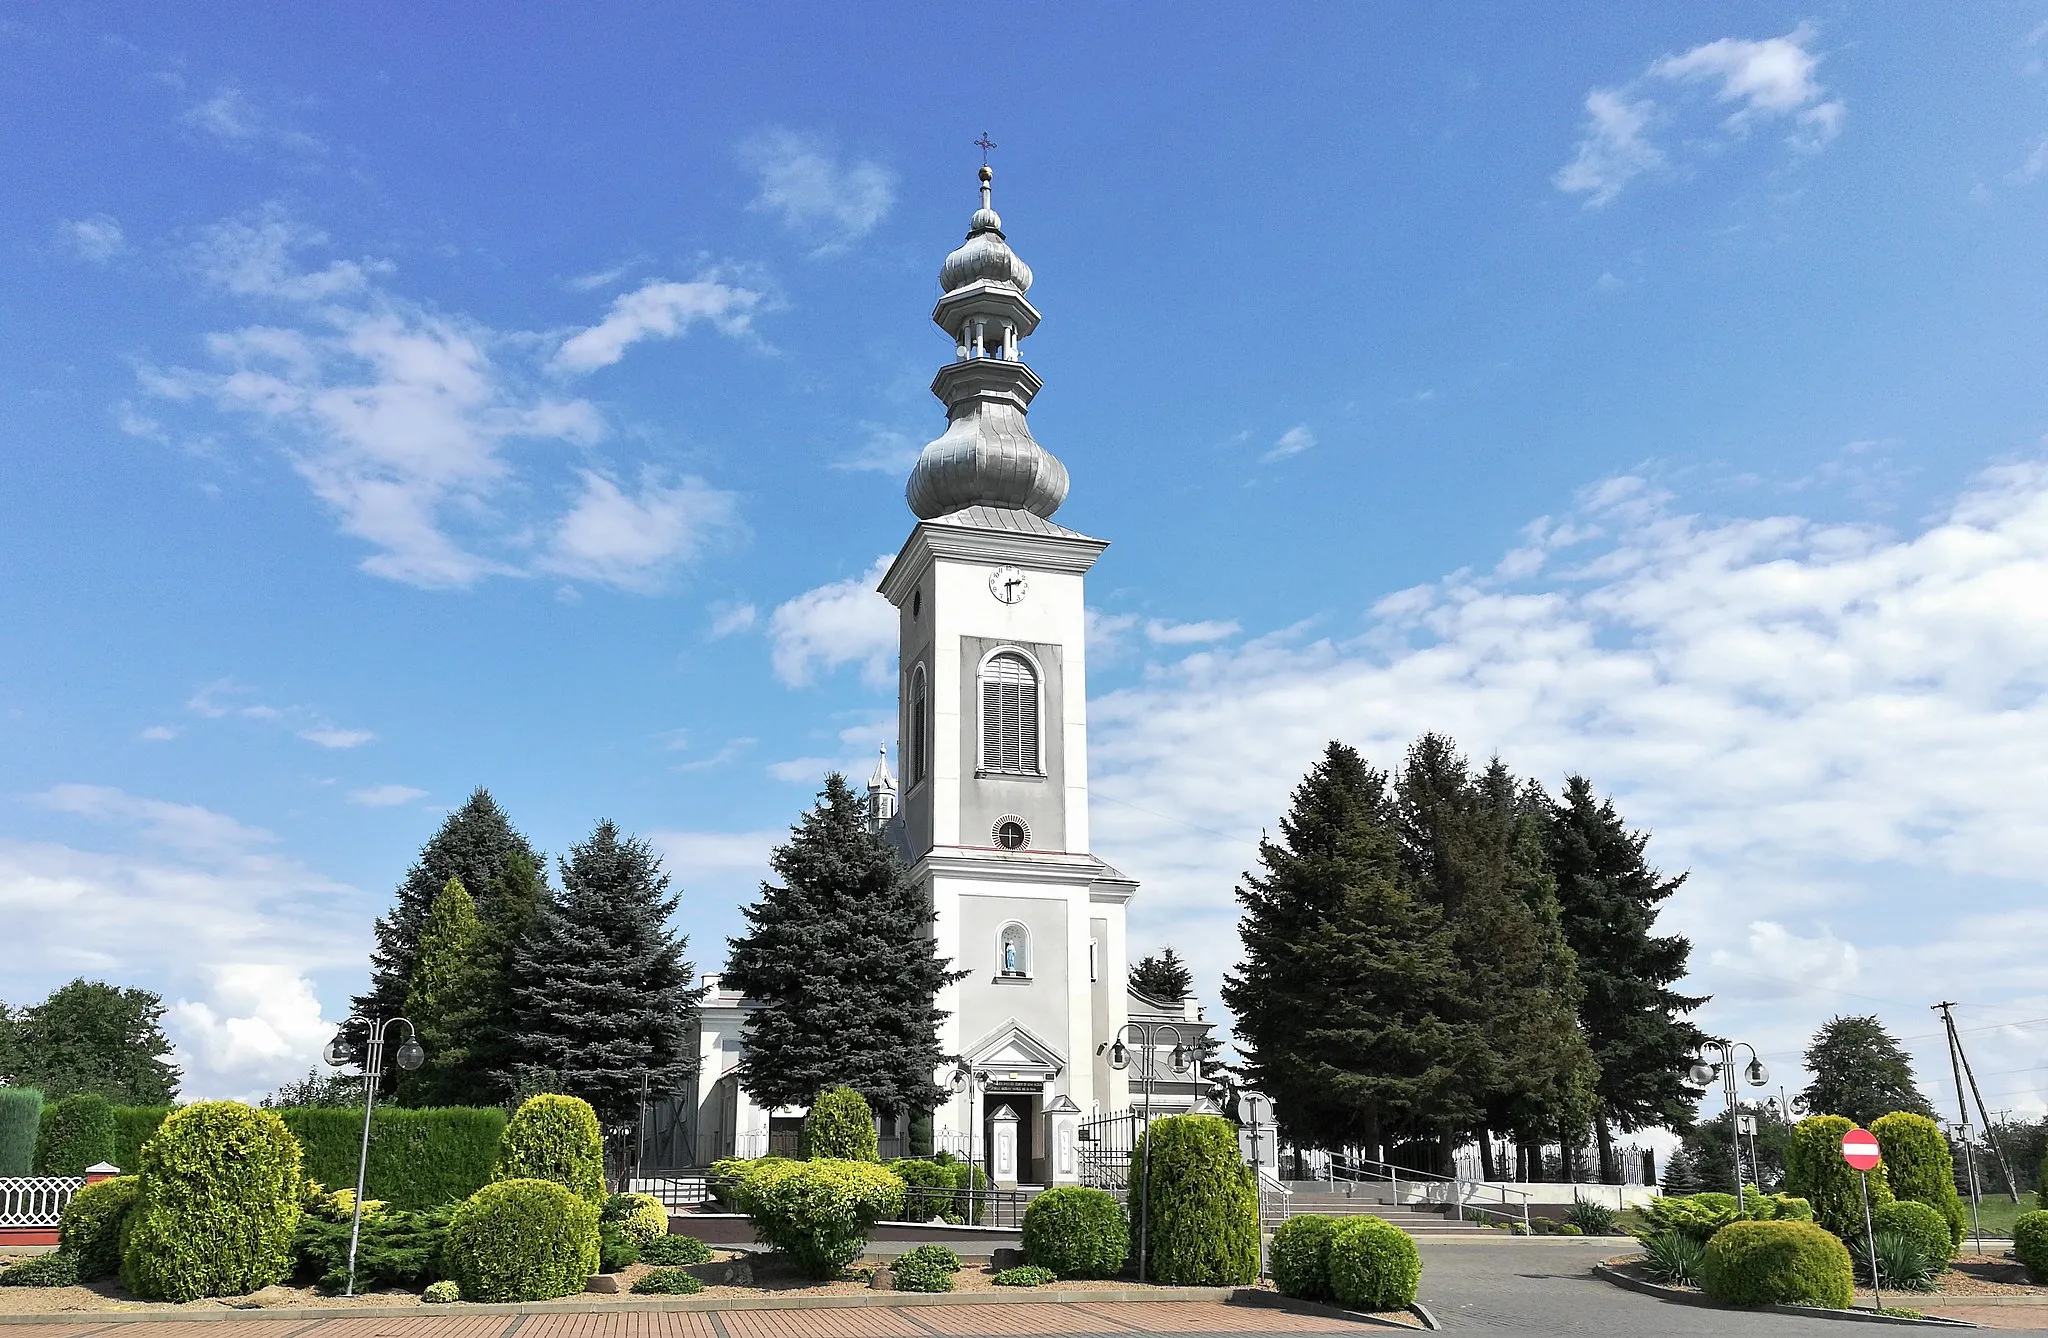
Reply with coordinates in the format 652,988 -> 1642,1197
511,821 -> 700,1130
1798,1015 -> 1935,1125
399,878 -> 491,1106
1130,948 -> 1193,1001
723,774 -> 963,1118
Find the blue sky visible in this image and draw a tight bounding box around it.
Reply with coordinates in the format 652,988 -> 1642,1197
7,5 -> 2048,1115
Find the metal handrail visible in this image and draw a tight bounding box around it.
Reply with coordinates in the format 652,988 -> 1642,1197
1322,1156 -> 1532,1228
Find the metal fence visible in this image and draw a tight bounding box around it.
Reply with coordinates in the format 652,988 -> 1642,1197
1076,1110 -> 1141,1190
899,1186 -> 1031,1230
628,1175 -> 713,1209
0,1177 -> 84,1228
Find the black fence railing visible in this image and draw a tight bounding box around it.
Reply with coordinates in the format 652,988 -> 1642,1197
900,1186 -> 1031,1230
1077,1111 -> 1141,1191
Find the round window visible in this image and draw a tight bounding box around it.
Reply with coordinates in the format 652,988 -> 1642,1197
994,818 -> 1028,851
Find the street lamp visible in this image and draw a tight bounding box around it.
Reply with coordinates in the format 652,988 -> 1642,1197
1236,1091 -> 1274,1280
1098,1021 -> 1189,1284
948,1065 -> 989,1226
324,1016 -> 424,1296
1689,1040 -> 1768,1213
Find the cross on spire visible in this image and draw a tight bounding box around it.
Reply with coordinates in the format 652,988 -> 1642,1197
975,131 -> 997,163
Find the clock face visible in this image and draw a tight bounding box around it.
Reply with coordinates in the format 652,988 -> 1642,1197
989,565 -> 1028,605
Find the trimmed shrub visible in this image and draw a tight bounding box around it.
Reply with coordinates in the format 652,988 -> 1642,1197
293,1205 -> 452,1291
422,1279 -> 460,1303
34,1093 -> 116,1175
121,1101 -> 303,1301
1328,1217 -> 1422,1311
1021,1185 -> 1129,1280
282,1106 -> 506,1211
640,1234 -> 712,1266
1271,1214 -> 1344,1302
603,1192 -> 670,1247
492,1095 -> 604,1206
802,1087 -> 879,1161
633,1267 -> 704,1295
59,1174 -> 140,1280
1639,1231 -> 1706,1286
993,1264 -> 1056,1287
1871,1200 -> 1951,1274
0,1251 -> 78,1287
743,1158 -> 904,1278
444,1178 -> 600,1302
2014,1210 -> 2048,1283
111,1106 -> 172,1176
0,1087 -> 41,1176
1783,1116 -> 1892,1240
1871,1112 -> 1966,1254
890,1242 -> 959,1292
900,1242 -> 961,1271
598,1223 -> 641,1272
1700,1219 -> 1854,1309
1133,1115 -> 1259,1285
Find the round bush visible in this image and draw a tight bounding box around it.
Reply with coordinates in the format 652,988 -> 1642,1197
1700,1219 -> 1854,1309
120,1101 -> 303,1301
993,1264 -> 1056,1287
633,1267 -> 704,1295
445,1178 -> 600,1302
803,1087 -> 879,1161
59,1175 -> 139,1280
1870,1112 -> 1965,1253
422,1279 -> 460,1303
1327,1217 -> 1422,1311
890,1248 -> 955,1292
34,1094 -> 116,1175
1872,1200 -> 1951,1273
1270,1214 -> 1344,1302
640,1233 -> 712,1266
492,1095 -> 605,1205
1022,1185 -> 1128,1279
744,1158 -> 904,1278
1134,1115 -> 1259,1285
2014,1210 -> 2048,1284
603,1192 -> 670,1247
1783,1116 -> 1892,1241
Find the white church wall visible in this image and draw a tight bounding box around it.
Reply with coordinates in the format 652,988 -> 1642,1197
954,890 -> 1071,1048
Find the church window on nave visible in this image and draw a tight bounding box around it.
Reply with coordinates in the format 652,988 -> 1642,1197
908,663 -> 930,785
979,651 -> 1039,774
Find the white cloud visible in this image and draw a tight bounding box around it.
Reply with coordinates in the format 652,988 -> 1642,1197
181,87 -> 323,155
1559,26 -> 1843,207
58,215 -> 126,263
1261,425 -> 1316,463
672,738 -> 752,772
552,278 -> 764,374
1145,618 -> 1241,646
2010,137 -> 2048,184
536,470 -> 739,591
167,965 -> 337,1100
1710,921 -> 1861,1001
188,207 -> 376,300
740,130 -> 896,253
645,827 -> 783,915
180,678 -> 373,748
710,602 -> 758,637
346,784 -> 426,807
767,556 -> 897,687
35,784 -> 276,859
766,756 -> 840,783
1087,610 -> 1142,655
300,727 -> 376,749
138,725 -> 179,742
835,424 -> 923,473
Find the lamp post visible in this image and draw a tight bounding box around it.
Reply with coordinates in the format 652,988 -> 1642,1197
1097,1022 -> 1189,1284
323,1017 -> 424,1297
1236,1091 -> 1273,1279
1689,1041 -> 1769,1213
949,1065 -> 988,1226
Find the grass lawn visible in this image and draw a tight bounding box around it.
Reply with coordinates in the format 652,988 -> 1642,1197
1960,1192 -> 2042,1239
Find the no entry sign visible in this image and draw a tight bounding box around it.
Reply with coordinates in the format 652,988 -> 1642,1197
1842,1128 -> 1882,1171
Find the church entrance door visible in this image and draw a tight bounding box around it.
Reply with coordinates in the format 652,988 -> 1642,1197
985,1093 -> 1039,1185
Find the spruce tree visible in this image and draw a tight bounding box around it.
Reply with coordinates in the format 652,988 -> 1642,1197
723,774 -> 963,1118
352,789 -> 547,1096
470,851 -> 548,1097
399,878 -> 492,1106
1223,743 -> 1490,1157
1546,775 -> 1708,1180
511,821 -> 700,1131
1130,948 -> 1193,1001
1798,1015 -> 1935,1125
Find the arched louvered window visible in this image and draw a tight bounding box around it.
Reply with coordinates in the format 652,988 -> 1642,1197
979,651 -> 1040,775
908,663 -> 930,786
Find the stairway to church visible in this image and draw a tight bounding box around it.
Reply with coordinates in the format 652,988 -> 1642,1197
1269,1180 -> 1507,1234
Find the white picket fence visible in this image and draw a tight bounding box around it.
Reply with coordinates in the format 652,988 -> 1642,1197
0,1176 -> 85,1228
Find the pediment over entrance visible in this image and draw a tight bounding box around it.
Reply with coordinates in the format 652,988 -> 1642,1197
961,1017 -> 1065,1086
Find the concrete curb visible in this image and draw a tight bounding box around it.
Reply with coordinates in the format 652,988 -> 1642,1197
1593,1263 -> 1980,1328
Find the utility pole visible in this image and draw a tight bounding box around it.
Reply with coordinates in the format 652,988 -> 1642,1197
1934,1003 -> 2021,1204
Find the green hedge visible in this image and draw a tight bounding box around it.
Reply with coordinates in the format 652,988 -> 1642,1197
112,1105 -> 172,1174
1870,1112 -> 1965,1253
494,1095 -> 605,1205
1021,1185 -> 1128,1279
1271,1214 -> 1345,1303
1328,1217 -> 1422,1310
1784,1116 -> 1893,1240
59,1175 -> 139,1280
1872,1200 -> 1952,1273
280,1106 -> 506,1210
2014,1210 -> 2048,1284
35,1092 -> 116,1174
803,1086 -> 878,1161
445,1178 -> 599,1302
0,1087 -> 40,1176
743,1158 -> 904,1278
1134,1115 -> 1259,1285
122,1101 -> 303,1301
1700,1219 -> 1854,1309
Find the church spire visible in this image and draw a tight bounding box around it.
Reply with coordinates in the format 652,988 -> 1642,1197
905,164 -> 1070,521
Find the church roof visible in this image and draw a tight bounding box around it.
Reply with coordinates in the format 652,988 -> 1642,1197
926,504 -> 1096,542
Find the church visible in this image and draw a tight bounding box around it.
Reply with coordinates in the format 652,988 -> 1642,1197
681,166 -> 1212,1187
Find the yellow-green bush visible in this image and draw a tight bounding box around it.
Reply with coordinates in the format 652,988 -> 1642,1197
1783,1116 -> 1892,1240
1871,1200 -> 1952,1273
1134,1115 -> 1259,1285
2013,1210 -> 2048,1284
1327,1216 -> 1422,1310
58,1175 -> 139,1280
1700,1219 -> 1854,1309
1020,1185 -> 1128,1279
603,1191 -> 670,1246
1870,1112 -> 1965,1253
492,1094 -> 605,1205
802,1086 -> 878,1161
121,1101 -> 303,1301
1270,1214 -> 1345,1302
743,1158 -> 903,1278
444,1178 -> 599,1301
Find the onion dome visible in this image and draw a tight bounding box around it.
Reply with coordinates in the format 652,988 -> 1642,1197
939,166 -> 1034,294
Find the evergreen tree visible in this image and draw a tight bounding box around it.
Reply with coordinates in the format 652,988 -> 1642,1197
8,980 -> 179,1103
1223,743 -> 1491,1157
1798,1015 -> 1935,1125
1660,1145 -> 1705,1195
351,789 -> 546,1093
1130,948 -> 1193,1001
511,821 -> 700,1131
723,774 -> 965,1118
399,878 -> 493,1106
470,851 -> 548,1097
1546,775 -> 1709,1180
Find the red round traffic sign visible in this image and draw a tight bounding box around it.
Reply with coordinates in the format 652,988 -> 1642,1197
1841,1128 -> 1881,1171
